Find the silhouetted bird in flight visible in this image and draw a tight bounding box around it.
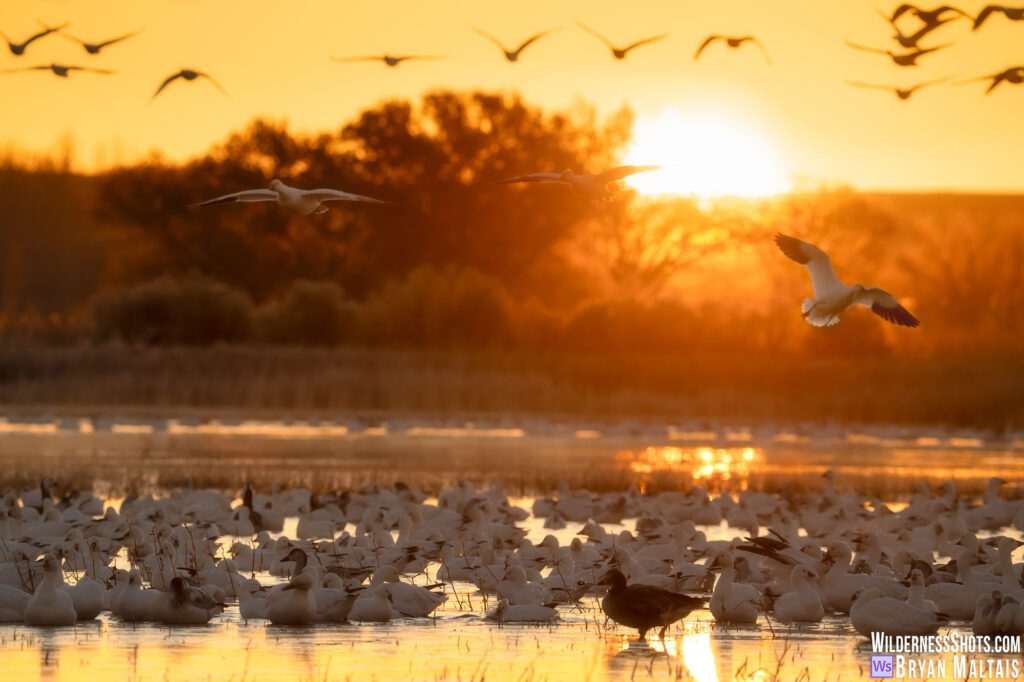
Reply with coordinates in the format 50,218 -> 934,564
59,29 -> 141,55
846,77 -> 950,99
844,40 -> 950,66
0,22 -> 67,56
576,23 -> 667,60
957,66 -> 1024,93
775,233 -> 920,328
973,5 -> 1024,29
331,54 -> 443,68
2,63 -> 114,78
498,165 -> 659,200
878,9 -> 958,47
600,570 -> 706,641
193,179 -> 386,215
471,27 -> 558,62
151,69 -> 227,101
887,4 -> 970,26
694,35 -> 771,64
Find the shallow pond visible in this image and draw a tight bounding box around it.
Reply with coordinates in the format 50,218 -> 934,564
1,417 -> 1022,681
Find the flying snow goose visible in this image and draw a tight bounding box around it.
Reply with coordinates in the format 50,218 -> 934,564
694,35 -> 771,64
331,54 -> 443,67
471,27 -> 558,62
973,5 -> 1024,30
151,69 -> 226,101
958,66 -> 1024,93
774,233 -> 920,328
2,63 -> 114,78
0,23 -> 66,56
845,77 -> 950,100
60,29 -> 141,55
575,23 -> 667,60
843,40 -> 950,67
498,165 -> 659,200
194,179 -> 386,215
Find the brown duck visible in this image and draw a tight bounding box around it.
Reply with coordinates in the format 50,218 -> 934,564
601,569 -> 706,641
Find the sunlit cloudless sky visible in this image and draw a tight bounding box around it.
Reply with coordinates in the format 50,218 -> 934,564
1,0 -> 1021,191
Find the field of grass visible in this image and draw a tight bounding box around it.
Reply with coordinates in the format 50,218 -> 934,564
0,345 -> 1020,432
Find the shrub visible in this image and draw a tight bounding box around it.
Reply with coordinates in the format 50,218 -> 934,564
90,274 -> 253,345
562,299 -> 695,353
255,279 -> 355,346
366,264 -> 514,348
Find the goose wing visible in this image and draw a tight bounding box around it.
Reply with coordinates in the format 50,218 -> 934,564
853,287 -> 920,327
972,5 -> 1000,29
846,80 -> 894,92
622,34 -> 668,53
890,3 -> 919,20
74,66 -> 115,74
694,35 -> 722,59
909,76 -> 951,91
471,27 -> 508,51
195,71 -> 228,96
94,31 -> 141,50
576,22 -> 613,47
513,29 -> 556,55
306,188 -> 386,204
914,43 -> 951,58
606,585 -> 703,624
23,23 -> 66,49
151,71 -> 184,100
748,37 -> 772,64
192,189 -> 278,208
595,165 -> 660,183
331,55 -> 387,63
631,585 -> 705,615
844,40 -> 888,55
774,234 -> 844,297
497,172 -> 565,185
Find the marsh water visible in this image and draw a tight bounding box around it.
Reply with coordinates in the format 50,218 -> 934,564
1,414 -> 1023,681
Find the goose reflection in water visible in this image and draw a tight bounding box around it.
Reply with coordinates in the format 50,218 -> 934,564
608,630 -> 720,682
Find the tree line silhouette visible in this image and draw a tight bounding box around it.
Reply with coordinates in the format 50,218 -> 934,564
2,89 -> 1023,361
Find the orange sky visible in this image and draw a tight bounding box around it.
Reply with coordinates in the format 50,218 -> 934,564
1,0 -> 1021,191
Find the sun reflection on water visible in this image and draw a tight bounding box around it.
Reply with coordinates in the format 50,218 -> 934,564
681,631 -> 720,682
620,446 -> 765,489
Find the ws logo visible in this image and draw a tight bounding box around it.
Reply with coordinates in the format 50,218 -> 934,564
870,655 -> 894,678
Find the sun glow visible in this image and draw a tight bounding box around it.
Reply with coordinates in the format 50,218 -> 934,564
623,108 -> 791,199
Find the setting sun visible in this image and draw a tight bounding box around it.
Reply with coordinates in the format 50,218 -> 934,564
622,108 -> 791,199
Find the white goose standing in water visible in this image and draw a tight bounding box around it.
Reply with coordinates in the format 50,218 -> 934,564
774,234 -> 920,327
24,554 -> 77,626
194,179 -> 386,215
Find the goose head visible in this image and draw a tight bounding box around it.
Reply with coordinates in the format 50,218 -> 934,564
281,548 -> 308,574
598,569 -> 628,591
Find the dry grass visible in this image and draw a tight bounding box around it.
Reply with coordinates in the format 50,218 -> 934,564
0,345 -> 1021,431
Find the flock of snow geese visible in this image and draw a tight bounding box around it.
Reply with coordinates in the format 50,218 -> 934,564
1,473 -> 1023,644
2,4 -> 1022,98
845,4 -> 1024,98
